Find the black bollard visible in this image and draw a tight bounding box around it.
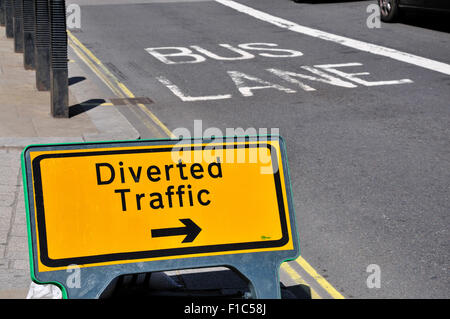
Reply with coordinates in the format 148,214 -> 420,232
0,0 -> 5,26
34,0 -> 50,90
13,0 -> 24,52
5,0 -> 13,38
23,0 -> 36,69
49,0 -> 68,117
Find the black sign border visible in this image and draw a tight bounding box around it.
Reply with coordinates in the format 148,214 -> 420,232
31,142 -> 290,268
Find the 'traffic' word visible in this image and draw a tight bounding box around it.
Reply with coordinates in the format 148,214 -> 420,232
95,159 -> 223,212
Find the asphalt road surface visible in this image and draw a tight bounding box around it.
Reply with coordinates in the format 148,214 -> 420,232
67,0 -> 450,298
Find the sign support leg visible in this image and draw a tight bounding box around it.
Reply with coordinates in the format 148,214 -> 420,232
234,261 -> 282,299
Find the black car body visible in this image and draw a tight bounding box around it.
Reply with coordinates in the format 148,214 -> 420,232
379,0 -> 450,22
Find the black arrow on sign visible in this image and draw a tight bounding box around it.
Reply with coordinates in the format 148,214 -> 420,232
151,219 -> 202,243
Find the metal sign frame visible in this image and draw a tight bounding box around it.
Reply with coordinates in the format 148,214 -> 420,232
21,136 -> 300,299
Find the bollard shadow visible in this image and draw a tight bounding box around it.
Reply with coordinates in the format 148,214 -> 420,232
69,98 -> 105,118
68,76 -> 86,86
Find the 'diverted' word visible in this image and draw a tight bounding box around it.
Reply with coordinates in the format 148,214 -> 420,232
95,158 -> 223,212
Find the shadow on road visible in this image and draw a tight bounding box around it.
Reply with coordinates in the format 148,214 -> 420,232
68,76 -> 86,86
69,98 -> 106,118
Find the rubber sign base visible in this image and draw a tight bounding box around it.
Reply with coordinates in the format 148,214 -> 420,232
33,253 -> 289,299
21,136 -> 300,298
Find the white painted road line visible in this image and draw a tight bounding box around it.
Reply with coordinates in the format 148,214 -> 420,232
214,0 -> 450,76
157,76 -> 232,101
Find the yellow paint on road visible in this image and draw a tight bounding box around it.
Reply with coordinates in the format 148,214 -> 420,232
68,30 -> 174,138
281,263 -> 321,299
296,256 -> 345,299
117,82 -> 175,138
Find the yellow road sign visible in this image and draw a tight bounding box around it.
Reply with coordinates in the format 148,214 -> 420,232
24,138 -> 296,272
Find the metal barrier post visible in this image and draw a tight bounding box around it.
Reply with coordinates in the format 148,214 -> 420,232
34,0 -> 50,90
13,0 -> 24,52
5,0 -> 13,38
23,0 -> 36,69
49,0 -> 68,117
0,0 -> 5,26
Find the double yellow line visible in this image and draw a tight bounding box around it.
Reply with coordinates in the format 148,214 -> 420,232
281,257 -> 345,299
67,30 -> 344,300
67,30 -> 175,139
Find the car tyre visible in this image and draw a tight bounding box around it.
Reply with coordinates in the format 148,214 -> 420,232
379,0 -> 400,22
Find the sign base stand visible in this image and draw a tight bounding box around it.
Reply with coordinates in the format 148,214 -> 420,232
236,262 -> 282,299
35,256 -> 288,299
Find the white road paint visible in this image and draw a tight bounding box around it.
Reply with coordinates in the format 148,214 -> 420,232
146,43 -> 304,64
156,76 -> 232,101
158,62 -> 413,101
237,43 -> 303,58
146,47 -> 207,64
227,70 -> 296,97
267,65 -> 358,91
214,0 -> 450,76
189,44 -> 255,61
315,63 -> 413,86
